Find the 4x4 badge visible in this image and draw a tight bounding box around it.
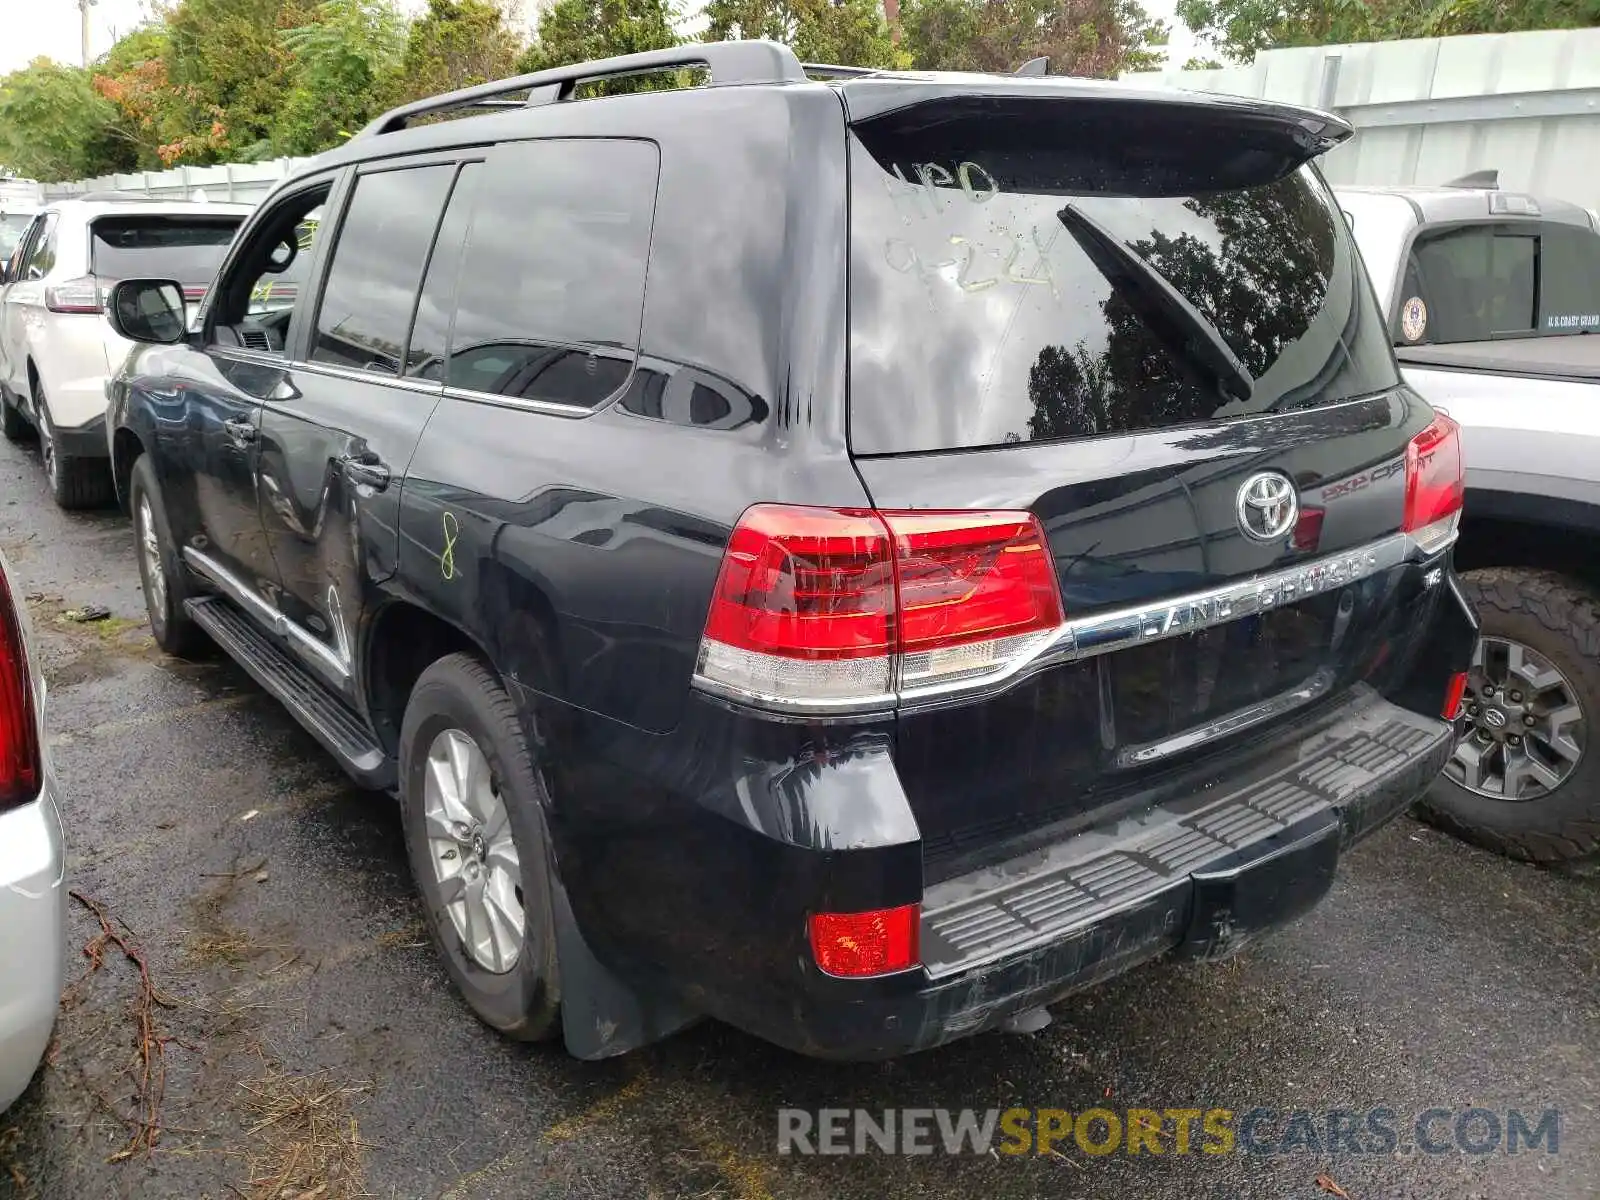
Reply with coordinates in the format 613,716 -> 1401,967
1236,472 -> 1298,542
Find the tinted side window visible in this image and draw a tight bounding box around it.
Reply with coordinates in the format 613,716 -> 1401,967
22,214 -> 58,280
1404,227 -> 1535,343
447,139 -> 658,408
312,165 -> 454,375
1538,223 -> 1600,333
405,162 -> 481,379
3,216 -> 41,278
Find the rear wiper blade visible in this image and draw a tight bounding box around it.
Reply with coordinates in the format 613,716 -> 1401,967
1058,203 -> 1254,403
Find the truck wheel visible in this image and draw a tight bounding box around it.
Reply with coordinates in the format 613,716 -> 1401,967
128,455 -> 210,659
34,384 -> 113,510
1420,568 -> 1600,865
399,653 -> 561,1041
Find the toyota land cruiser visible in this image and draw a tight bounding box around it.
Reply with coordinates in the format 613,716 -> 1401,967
103,41 -> 1475,1060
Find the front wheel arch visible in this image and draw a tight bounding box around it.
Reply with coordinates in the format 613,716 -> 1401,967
111,426 -> 146,515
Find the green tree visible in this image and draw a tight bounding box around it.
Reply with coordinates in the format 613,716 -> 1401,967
703,0 -> 901,69
92,25 -> 201,169
385,0 -> 523,106
1178,0 -> 1600,64
900,0 -> 1167,78
0,59 -> 134,181
277,0 -> 407,153
163,0 -> 321,162
519,0 -> 680,74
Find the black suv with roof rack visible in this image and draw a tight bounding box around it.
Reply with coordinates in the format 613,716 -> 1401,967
103,40 -> 1476,1060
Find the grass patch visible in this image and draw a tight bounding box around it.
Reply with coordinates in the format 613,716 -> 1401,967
237,1068 -> 371,1200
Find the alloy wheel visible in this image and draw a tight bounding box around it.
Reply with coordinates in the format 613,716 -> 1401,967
138,494 -> 167,618
423,728 -> 525,973
36,399 -> 55,488
1446,635 -> 1585,801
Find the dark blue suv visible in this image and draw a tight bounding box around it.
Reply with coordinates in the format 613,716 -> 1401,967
103,40 -> 1475,1060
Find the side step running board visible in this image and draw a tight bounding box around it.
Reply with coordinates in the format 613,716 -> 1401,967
186,596 -> 394,791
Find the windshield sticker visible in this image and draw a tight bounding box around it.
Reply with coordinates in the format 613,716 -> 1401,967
1400,296 -> 1428,342
1546,313 -> 1600,331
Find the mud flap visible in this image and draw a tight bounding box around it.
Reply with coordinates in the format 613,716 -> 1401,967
1171,809 -> 1342,962
550,873 -> 699,1060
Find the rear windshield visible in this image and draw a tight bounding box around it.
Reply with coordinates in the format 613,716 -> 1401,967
90,216 -> 243,286
847,102 -> 1399,455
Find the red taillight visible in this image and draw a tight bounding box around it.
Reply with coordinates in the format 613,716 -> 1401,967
1442,671 -> 1468,721
886,511 -> 1064,654
702,506 -> 894,661
809,905 -> 920,977
0,568 -> 39,811
1290,505 -> 1325,554
44,275 -> 104,314
694,505 -> 1064,709
1403,414 -> 1464,554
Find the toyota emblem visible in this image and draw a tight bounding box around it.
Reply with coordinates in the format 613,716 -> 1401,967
1235,472 -> 1299,542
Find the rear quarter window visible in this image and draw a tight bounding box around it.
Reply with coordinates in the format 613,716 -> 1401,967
1398,219 -> 1600,343
847,109 -> 1397,455
444,138 -> 659,409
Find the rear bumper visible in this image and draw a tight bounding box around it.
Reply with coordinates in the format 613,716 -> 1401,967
0,785 -> 65,1112
52,412 -> 110,460
701,692 -> 1451,1060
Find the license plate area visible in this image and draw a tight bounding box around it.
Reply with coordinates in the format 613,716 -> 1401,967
1109,596 -> 1342,750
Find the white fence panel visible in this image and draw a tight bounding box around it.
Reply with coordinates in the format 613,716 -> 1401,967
1125,28 -> 1600,212
42,158 -> 314,206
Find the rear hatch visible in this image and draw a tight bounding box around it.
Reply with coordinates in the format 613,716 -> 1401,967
839,83 -> 1443,873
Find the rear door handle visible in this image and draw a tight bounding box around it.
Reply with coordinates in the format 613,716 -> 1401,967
339,453 -> 391,492
222,416 -> 257,445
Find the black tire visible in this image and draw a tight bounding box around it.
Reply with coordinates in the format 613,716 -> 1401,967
400,653 -> 561,1041
128,455 -> 210,659
34,383 -> 113,510
1,388 -> 30,443
1418,567 -> 1600,865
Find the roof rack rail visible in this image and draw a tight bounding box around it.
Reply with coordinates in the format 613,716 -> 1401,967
358,39 -> 806,138
1444,169 -> 1499,190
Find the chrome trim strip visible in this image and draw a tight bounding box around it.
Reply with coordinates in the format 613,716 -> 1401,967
1113,668 -> 1337,768
183,546 -> 353,689
290,359 -> 443,396
1057,533 -> 1411,666
694,530 -> 1429,717
441,384 -> 599,419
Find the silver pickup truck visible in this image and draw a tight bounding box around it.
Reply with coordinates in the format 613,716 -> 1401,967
1339,174 -> 1600,865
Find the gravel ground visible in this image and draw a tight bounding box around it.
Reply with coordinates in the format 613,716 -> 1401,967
0,428 -> 1594,1200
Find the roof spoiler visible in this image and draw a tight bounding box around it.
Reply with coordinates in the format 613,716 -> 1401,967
1444,169 -> 1499,189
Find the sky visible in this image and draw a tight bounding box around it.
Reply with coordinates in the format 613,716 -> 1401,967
1,0 -> 1202,79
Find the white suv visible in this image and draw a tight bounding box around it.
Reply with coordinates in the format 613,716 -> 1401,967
0,197 -> 252,507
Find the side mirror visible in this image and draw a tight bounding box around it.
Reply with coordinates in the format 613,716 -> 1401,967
107,279 -> 187,346
0,261 -> 10,285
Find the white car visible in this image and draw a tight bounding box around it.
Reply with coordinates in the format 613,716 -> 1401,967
0,546 -> 62,1113
0,197 -> 252,508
